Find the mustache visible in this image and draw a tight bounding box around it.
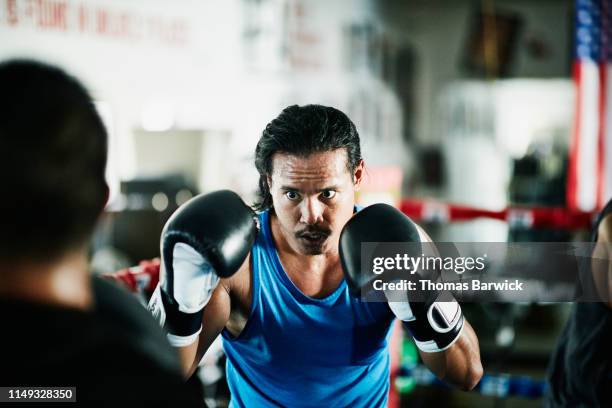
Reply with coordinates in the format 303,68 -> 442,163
295,225 -> 331,238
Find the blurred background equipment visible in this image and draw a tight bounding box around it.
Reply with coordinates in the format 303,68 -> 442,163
91,175 -> 197,274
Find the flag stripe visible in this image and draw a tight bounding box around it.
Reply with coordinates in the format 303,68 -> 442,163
578,60 -> 600,211
597,63 -> 606,208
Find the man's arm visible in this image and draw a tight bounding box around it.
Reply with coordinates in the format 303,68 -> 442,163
148,191 -> 257,378
338,204 -> 483,390
414,223 -> 483,388
178,253 -> 250,378
418,319 -> 483,391
177,280 -> 231,378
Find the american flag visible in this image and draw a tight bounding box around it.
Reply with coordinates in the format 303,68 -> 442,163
568,0 -> 612,211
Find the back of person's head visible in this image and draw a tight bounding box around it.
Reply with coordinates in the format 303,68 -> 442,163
254,104 -> 362,211
0,60 -> 108,262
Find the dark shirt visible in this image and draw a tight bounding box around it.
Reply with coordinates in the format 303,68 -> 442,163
0,277 -> 203,407
546,202 -> 612,407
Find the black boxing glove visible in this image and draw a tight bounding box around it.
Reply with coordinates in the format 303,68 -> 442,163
148,190 -> 258,347
340,204 -> 464,352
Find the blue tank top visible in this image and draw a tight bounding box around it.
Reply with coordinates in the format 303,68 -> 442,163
222,209 -> 395,407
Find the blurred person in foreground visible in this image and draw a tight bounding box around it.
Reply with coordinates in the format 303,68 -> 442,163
546,199 -> 612,407
0,60 -> 202,407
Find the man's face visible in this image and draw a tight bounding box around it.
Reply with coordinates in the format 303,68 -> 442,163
268,149 -> 363,256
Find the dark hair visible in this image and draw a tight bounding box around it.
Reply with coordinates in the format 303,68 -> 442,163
0,60 -> 108,261
254,104 -> 362,211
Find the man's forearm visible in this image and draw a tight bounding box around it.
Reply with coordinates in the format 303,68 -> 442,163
418,320 -> 483,391
176,342 -> 200,378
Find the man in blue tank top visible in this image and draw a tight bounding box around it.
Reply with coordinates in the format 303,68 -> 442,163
149,105 -> 483,407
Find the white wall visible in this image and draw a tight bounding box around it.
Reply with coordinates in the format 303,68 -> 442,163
1,0 -> 406,203
0,0 -> 245,199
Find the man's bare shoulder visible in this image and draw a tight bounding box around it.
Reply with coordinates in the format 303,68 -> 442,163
221,253 -> 252,297
220,253 -> 253,336
597,213 -> 612,242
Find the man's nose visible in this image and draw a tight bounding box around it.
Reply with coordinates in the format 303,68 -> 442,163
299,197 -> 324,225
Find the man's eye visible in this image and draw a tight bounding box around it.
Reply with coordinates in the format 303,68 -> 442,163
321,190 -> 336,199
285,191 -> 300,201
